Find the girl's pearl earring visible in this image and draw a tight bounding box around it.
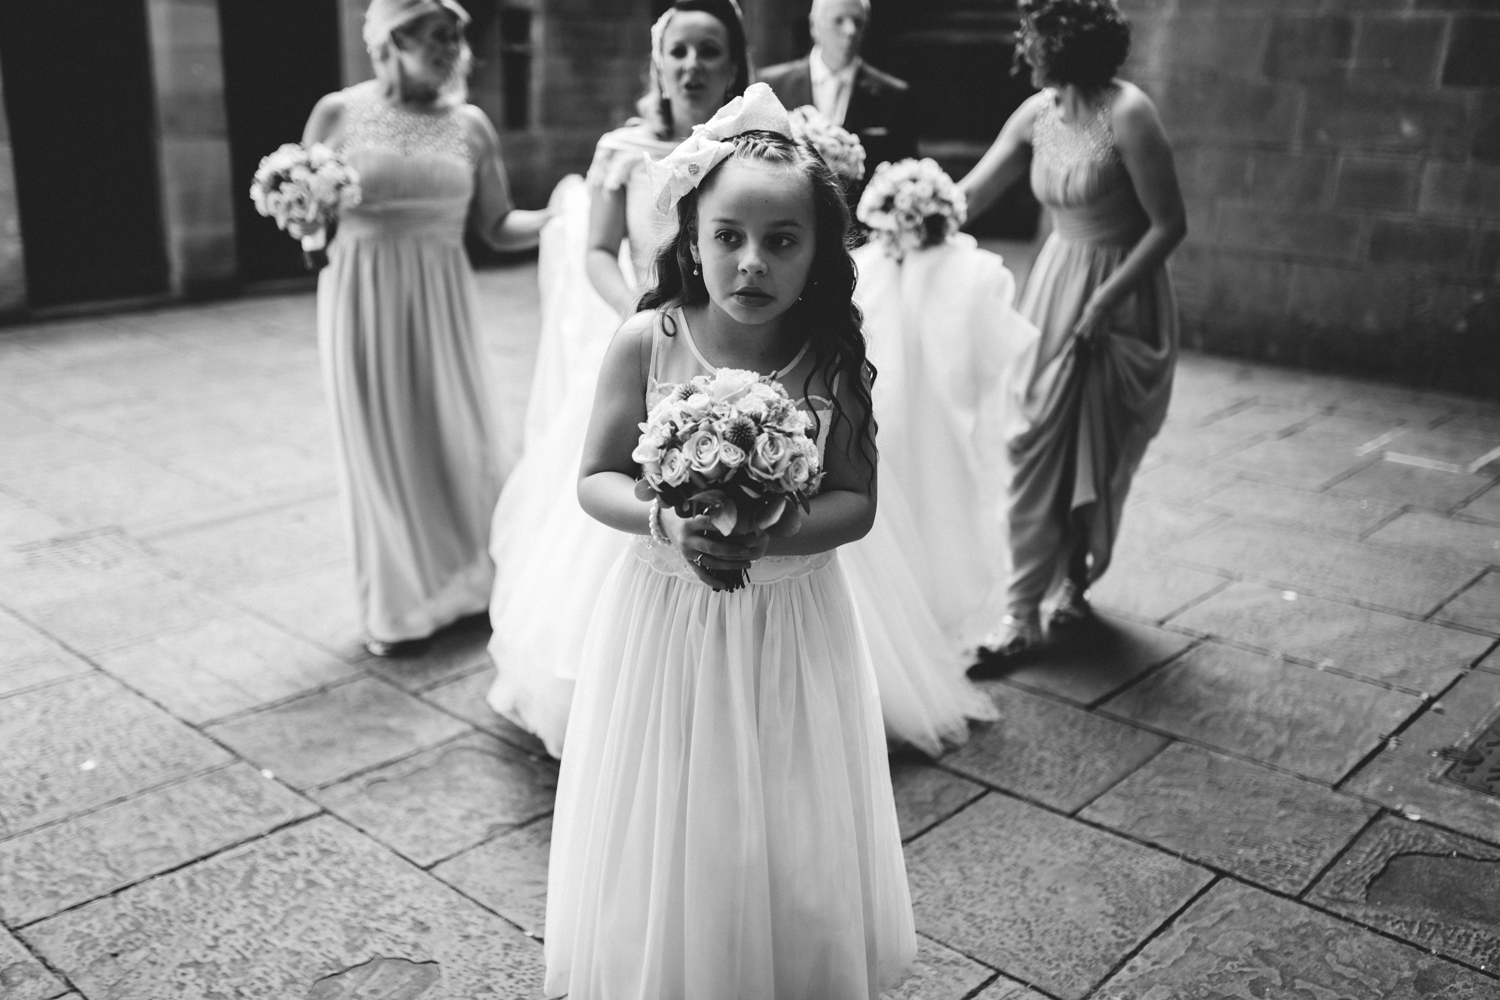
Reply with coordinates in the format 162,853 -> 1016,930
692,264 -> 700,275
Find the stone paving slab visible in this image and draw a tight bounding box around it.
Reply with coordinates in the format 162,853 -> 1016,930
1461,484 -> 1500,524
1080,742 -> 1377,895
1367,511 -> 1500,566
206,677 -> 471,790
1436,573 -> 1500,636
1098,880 -> 1496,998
1087,555 -> 1228,623
981,614 -> 1193,705
1198,477 -> 1401,537
96,611 -> 360,724
904,793 -> 1211,1000
1108,498 -> 1222,567
143,505 -> 346,591
1331,460 -> 1496,513
226,564 -> 368,662
1170,582 -> 1491,695
1211,415 -> 1385,488
420,668 -> 550,757
362,616 -> 493,694
972,979 -> 1048,1000
1,454 -> 236,534
1345,669 -> 1500,845
17,575 -> 229,656
889,757 -> 986,842
1104,641 -> 1422,783
0,531 -> 163,610
944,684 -> 1169,813
431,817 -> 551,939
0,498 -> 68,550
1381,426 -> 1500,469
1308,815 -> 1500,975
160,441 -> 336,500
1167,520 -> 1481,616
885,935 -> 996,1000
0,763 -> 314,927
0,614 -> 91,698
0,672 -> 232,838
0,925 -> 65,1000
1130,460 -> 1236,504
312,732 -> 556,867
21,816 -> 547,1000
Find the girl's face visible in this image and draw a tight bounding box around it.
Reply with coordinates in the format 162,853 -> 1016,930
393,11 -> 464,91
661,12 -> 739,130
693,159 -> 818,328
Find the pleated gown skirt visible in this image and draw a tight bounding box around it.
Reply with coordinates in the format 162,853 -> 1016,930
317,208 -> 500,643
545,538 -> 916,1000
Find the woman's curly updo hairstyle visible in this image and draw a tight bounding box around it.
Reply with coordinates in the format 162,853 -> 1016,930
1015,0 -> 1131,90
639,130 -> 878,477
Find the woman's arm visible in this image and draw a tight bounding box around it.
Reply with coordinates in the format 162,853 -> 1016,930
578,314 -> 764,589
465,106 -> 550,252
302,91 -> 346,147
585,185 -> 637,317
957,93 -> 1041,222
764,369 -> 878,556
1073,84 -> 1187,340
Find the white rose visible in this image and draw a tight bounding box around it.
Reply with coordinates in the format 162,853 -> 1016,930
660,448 -> 690,487
718,441 -> 748,469
749,432 -> 791,481
781,454 -> 813,492
684,429 -> 722,475
632,436 -> 664,465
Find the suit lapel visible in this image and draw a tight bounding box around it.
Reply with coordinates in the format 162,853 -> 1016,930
784,59 -> 814,110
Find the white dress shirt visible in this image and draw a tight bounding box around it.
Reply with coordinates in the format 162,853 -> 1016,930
808,45 -> 860,126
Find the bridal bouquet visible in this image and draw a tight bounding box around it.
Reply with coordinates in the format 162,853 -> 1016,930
856,158 -> 967,261
788,106 -> 866,186
249,143 -> 361,255
633,367 -> 823,590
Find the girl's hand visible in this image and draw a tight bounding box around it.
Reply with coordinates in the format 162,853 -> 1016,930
661,507 -> 769,590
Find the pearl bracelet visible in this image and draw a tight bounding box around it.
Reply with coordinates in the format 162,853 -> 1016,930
648,497 -> 669,545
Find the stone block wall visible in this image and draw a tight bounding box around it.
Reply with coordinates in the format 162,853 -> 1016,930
1123,0 -> 1500,395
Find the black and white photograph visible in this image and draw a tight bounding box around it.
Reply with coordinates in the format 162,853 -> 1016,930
0,0 -> 1498,997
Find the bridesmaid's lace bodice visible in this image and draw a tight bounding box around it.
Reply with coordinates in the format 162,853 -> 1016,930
335,86 -> 474,240
341,92 -> 473,167
1030,87 -> 1148,246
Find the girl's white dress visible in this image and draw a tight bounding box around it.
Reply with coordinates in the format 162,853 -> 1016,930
851,234 -> 1038,648
485,124 -> 676,756
544,311 -> 916,1000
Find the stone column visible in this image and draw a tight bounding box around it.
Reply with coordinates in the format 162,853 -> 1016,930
0,69 -> 26,314
147,0 -> 238,296
339,0 -> 377,86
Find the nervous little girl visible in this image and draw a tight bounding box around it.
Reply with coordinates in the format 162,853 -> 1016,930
543,84 -> 915,1000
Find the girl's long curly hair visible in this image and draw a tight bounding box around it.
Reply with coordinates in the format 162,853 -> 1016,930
639,130 -> 878,480
1014,0 -> 1131,90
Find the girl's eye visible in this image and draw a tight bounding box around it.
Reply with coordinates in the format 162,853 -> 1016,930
769,234 -> 797,249
715,230 -> 741,244
669,45 -> 688,58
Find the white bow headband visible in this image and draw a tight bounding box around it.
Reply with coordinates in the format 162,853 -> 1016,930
647,82 -> 793,213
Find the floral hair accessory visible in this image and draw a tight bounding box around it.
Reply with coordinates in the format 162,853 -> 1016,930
647,81 -> 793,213
363,0 -> 470,52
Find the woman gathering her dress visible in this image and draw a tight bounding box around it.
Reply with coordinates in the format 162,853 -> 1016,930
485,0 -> 751,755
959,0 -> 1186,656
302,0 -> 549,656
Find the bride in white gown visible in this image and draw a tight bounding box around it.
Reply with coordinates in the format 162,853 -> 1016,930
486,0 -> 751,756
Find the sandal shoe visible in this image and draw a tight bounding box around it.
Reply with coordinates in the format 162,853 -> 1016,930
980,613 -> 1043,659
1048,578 -> 1093,628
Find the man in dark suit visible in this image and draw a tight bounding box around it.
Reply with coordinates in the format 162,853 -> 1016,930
757,0 -> 917,190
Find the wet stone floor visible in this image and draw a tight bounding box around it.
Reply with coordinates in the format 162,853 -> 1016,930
1,260 -> 1498,999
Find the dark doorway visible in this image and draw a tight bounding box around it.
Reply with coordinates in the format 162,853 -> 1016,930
218,0 -> 342,283
862,0 -> 1039,238
0,0 -> 169,307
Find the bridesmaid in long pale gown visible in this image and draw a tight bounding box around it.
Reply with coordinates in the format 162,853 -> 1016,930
302,0 -> 549,656
958,0 -> 1186,656
485,0 -> 750,756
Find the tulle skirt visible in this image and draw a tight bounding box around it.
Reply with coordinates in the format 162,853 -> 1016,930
544,539 -> 916,1000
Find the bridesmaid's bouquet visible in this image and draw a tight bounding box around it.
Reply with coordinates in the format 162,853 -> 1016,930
633,368 -> 824,590
788,106 -> 866,186
249,143 -> 361,262
856,158 -> 967,262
